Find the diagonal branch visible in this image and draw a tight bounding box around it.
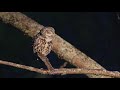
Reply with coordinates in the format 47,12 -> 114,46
0,12 -> 113,78
0,60 -> 120,78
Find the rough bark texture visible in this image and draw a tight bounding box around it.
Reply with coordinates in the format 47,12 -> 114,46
0,12 -> 111,78
0,60 -> 120,77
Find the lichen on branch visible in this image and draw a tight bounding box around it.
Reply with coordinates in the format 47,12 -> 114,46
0,12 -> 112,78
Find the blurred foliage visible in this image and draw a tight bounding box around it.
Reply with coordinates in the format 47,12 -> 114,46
0,12 -> 120,78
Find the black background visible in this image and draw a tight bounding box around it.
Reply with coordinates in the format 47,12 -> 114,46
0,12 -> 120,78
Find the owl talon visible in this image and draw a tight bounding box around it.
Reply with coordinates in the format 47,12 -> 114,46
38,54 -> 54,70
60,62 -> 68,68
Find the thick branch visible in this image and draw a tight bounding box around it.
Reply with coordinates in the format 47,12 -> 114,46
0,12 -> 112,78
0,60 -> 120,78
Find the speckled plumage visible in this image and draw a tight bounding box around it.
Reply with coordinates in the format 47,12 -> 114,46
33,35 -> 52,56
33,27 -> 55,56
33,27 -> 55,70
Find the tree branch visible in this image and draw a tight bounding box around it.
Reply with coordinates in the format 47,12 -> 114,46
0,12 -> 113,78
0,60 -> 120,78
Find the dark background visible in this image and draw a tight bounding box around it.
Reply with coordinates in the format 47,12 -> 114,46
0,12 -> 120,78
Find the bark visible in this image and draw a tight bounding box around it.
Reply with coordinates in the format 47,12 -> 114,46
0,12 -> 111,78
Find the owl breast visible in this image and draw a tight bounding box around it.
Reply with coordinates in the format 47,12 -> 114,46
33,35 -> 52,56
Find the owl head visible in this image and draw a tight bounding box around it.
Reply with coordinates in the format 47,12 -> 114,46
41,27 -> 55,42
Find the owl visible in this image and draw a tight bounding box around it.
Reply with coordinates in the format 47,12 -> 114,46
33,27 -> 55,56
33,27 -> 55,70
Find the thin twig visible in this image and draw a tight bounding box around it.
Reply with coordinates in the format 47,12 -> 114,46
0,60 -> 120,78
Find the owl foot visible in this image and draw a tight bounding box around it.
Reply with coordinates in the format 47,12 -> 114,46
38,54 -> 54,70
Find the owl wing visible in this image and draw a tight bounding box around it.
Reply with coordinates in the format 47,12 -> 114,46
33,36 -> 45,54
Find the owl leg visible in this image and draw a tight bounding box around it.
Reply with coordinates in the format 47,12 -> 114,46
60,62 -> 68,68
38,54 -> 54,70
